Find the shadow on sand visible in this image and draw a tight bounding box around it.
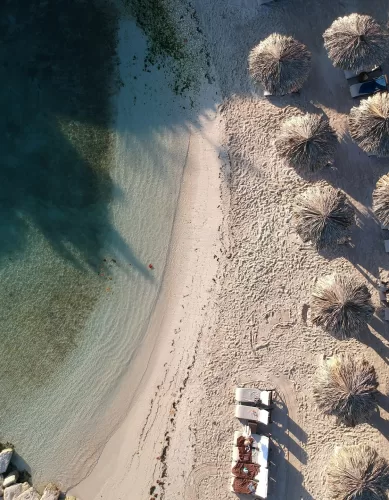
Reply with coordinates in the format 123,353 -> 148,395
359,318 -> 389,365
266,392 -> 314,499
370,392 -> 389,444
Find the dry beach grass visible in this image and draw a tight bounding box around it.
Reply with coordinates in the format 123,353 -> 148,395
374,173 -> 389,226
276,113 -> 338,172
349,92 -> 389,157
326,444 -> 389,499
313,354 -> 378,427
323,13 -> 389,72
293,185 -> 355,248
248,34 -> 311,95
311,274 -> 375,339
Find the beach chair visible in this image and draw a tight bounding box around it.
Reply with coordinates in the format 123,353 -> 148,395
235,388 -> 273,407
230,468 -> 269,499
263,89 -> 299,97
233,432 -> 270,467
379,283 -> 388,302
344,66 -> 379,80
385,240 -> 389,253
233,431 -> 260,449
349,75 -> 387,98
235,405 -> 270,425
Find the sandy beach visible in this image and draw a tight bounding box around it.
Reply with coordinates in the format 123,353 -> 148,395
73,0 -> 389,499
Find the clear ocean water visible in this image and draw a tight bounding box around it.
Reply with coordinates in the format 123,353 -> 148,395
0,2 -> 189,488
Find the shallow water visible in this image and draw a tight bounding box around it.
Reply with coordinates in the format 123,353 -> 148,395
0,1 -> 190,487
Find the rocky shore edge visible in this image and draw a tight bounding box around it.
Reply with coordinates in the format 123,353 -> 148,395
0,447 -> 76,500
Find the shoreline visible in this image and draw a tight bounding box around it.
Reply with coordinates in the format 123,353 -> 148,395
70,82 -> 223,499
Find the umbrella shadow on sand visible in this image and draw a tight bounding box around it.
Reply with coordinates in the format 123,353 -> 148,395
265,393 -> 313,499
370,392 -> 389,442
315,200 -> 382,285
359,320 -> 389,366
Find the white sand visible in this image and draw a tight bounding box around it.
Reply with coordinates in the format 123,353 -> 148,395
74,0 -> 389,499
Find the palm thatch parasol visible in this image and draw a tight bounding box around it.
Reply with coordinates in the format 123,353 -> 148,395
293,186 -> 354,248
313,354 -> 378,426
248,34 -> 311,95
349,92 -> 389,157
323,13 -> 389,71
327,444 -> 389,499
311,274 -> 374,339
276,113 -> 337,172
373,174 -> 389,226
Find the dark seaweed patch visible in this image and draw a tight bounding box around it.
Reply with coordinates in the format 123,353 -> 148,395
125,0 -> 212,95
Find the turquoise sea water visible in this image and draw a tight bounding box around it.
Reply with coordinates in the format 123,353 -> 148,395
0,1 -> 190,488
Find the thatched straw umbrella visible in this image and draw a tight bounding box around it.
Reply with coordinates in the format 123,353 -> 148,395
327,444 -> 389,499
276,113 -> 337,172
349,92 -> 389,157
311,274 -> 374,339
313,354 -> 378,426
248,34 -> 311,95
293,186 -> 354,249
323,14 -> 389,71
373,174 -> 389,226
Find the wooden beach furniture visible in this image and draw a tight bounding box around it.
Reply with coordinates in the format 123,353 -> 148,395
344,66 -> 380,80
235,388 -> 272,407
233,432 -> 270,467
233,431 -> 264,450
235,405 -> 270,425
230,468 -> 269,499
232,446 -> 269,467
